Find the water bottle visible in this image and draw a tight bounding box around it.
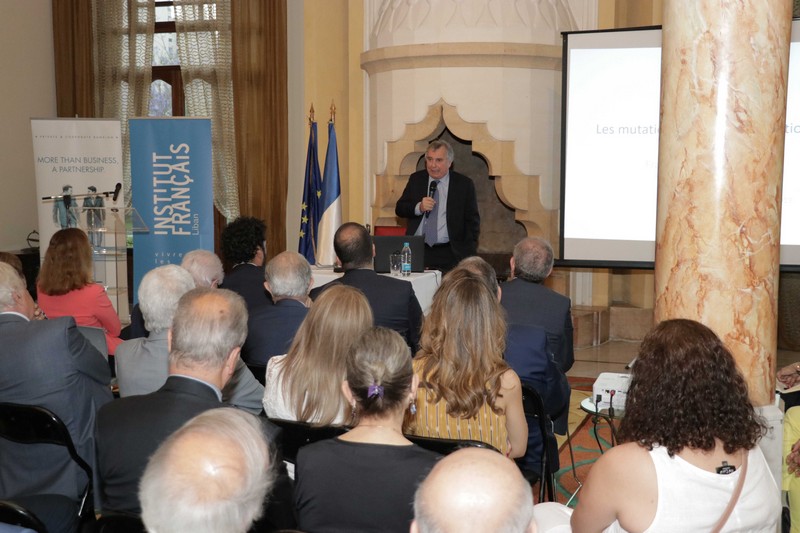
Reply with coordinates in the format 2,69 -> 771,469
401,242 -> 412,277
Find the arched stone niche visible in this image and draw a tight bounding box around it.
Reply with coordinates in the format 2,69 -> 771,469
372,99 -> 558,253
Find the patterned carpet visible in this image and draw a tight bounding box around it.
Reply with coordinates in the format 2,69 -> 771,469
552,389 -> 617,507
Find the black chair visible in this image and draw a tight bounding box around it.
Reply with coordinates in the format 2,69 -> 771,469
0,403 -> 95,524
518,384 -> 557,502
266,418 -> 348,463
95,514 -> 147,533
0,500 -> 47,533
404,434 -> 500,456
246,363 -> 267,386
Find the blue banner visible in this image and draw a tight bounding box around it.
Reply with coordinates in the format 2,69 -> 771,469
130,118 -> 213,302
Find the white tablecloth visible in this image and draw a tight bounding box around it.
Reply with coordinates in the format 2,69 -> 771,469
310,267 -> 442,313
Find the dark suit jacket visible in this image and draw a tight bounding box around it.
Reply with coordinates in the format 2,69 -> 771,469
96,376 -> 282,516
395,170 -> 480,261
0,314 -> 112,502
309,269 -> 423,350
505,323 -> 570,473
220,263 -> 271,312
501,278 -> 575,372
242,299 -> 308,366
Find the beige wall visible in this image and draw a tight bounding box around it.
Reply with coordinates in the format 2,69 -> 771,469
287,0 -> 367,249
0,0 -> 56,251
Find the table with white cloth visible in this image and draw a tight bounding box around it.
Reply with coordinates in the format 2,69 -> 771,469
310,266 -> 442,313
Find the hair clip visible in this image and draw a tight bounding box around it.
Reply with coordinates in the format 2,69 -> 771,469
367,384 -> 384,399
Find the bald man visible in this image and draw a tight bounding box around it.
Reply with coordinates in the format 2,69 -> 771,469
140,408 -> 275,533
412,448 -> 537,533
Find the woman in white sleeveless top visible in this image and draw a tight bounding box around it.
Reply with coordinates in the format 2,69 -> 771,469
570,319 -> 780,533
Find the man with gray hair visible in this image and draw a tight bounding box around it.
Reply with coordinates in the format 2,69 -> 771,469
115,264 -> 265,414
96,288 -> 281,515
181,248 -> 224,288
140,408 -> 275,533
502,237 -> 574,372
411,447 -> 537,533
115,264 -> 196,397
127,249 -> 225,338
242,251 -> 311,367
0,263 -> 111,533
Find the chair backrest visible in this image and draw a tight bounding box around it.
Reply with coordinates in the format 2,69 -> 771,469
404,434 -> 500,456
0,403 -> 94,517
267,418 -> 348,463
95,514 -> 146,533
0,500 -> 47,533
519,384 -> 555,501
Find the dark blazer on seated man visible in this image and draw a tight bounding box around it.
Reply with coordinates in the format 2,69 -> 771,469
0,315 -> 112,501
0,261 -> 113,507
242,299 -> 308,366
95,288 -> 286,524
505,323 -> 571,474
309,223 -> 423,351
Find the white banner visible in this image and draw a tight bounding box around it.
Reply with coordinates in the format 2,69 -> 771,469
31,118 -> 127,316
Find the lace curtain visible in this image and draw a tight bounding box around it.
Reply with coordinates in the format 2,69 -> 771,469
174,0 -> 241,222
92,0 -> 155,205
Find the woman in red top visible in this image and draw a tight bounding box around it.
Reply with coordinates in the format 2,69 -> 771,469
37,228 -> 122,354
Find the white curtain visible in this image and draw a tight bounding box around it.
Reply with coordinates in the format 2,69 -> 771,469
174,0 -> 241,221
92,0 -> 155,205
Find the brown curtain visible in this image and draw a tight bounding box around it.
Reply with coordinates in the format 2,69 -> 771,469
231,0 -> 289,259
52,0 -> 95,118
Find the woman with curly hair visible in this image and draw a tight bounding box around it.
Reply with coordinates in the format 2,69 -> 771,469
570,318 -> 779,533
263,284 -> 373,426
405,269 -> 527,458
37,228 -> 122,354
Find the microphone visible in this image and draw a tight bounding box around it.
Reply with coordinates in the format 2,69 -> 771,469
426,181 -> 438,218
112,182 -> 122,202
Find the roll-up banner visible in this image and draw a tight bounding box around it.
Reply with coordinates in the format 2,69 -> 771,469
31,118 -> 128,317
129,118 -> 214,303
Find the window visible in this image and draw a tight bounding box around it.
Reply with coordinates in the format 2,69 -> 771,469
150,1 -> 184,117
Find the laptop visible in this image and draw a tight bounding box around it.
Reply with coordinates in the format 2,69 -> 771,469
373,235 -> 425,273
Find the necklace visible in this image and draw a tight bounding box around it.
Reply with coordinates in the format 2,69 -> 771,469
356,424 -> 403,434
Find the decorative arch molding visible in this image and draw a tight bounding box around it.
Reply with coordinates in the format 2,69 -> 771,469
373,98 -> 558,246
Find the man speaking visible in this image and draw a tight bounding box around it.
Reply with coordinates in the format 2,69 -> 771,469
395,139 -> 480,272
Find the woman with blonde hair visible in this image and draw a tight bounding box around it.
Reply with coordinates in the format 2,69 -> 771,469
263,284 -> 373,425
406,270 -> 527,458
37,228 -> 122,354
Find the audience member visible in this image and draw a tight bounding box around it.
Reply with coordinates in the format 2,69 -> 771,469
96,288 -> 280,514
411,447 -> 537,533
295,327 -> 439,532
140,408 -> 275,533
115,264 -> 265,414
115,265 -> 195,396
128,249 -> 225,339
181,248 -> 225,288
0,262 -> 112,533
405,270 -> 527,457
570,319 -> 779,532
310,222 -> 422,349
220,216 -> 271,311
37,228 -> 122,354
502,237 -> 574,372
242,251 -> 311,367
454,256 -> 570,474
395,139 -> 481,272
263,284 -> 372,425
0,251 -> 45,320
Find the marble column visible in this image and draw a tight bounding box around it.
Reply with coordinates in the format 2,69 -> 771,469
654,0 -> 792,405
